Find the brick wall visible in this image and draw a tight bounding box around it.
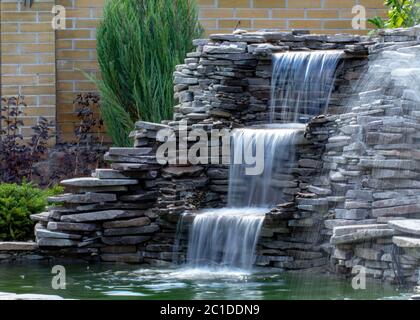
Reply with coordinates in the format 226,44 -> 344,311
199,0 -> 387,35
1,0 -> 387,142
0,0 -> 56,140
55,0 -> 103,142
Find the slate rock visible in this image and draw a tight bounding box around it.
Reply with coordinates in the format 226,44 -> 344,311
388,220 -> 420,236
101,236 -> 151,246
61,210 -> 145,223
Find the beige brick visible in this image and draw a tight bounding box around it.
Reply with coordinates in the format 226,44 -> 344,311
20,22 -> 52,33
76,19 -> 101,28
74,40 -> 97,49
2,75 -> 37,86
323,0 -> 356,9
21,65 -> 55,74
236,9 -> 269,18
307,10 -> 339,19
219,0 -> 249,8
219,19 -> 251,29
75,0 -> 106,7
288,0 -> 321,9
197,0 -> 216,6
57,30 -> 92,39
289,20 -> 322,29
21,85 -> 55,95
21,43 -> 55,53
1,34 -> 37,43
57,50 -> 91,59
254,0 -> 286,8
24,107 -> 56,117
2,55 -> 38,64
0,12 -> 37,22
359,0 -> 385,8
0,3 -> 19,11
253,20 -> 286,29
272,9 -> 305,19
200,20 -> 218,29
200,9 -> 234,18
1,23 -> 19,32
323,20 -> 353,29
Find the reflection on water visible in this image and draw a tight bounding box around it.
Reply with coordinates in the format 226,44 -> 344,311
0,264 -> 412,300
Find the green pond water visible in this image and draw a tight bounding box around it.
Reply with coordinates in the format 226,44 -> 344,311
0,263 -> 413,300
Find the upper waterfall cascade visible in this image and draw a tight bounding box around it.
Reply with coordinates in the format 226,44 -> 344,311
270,51 -> 343,123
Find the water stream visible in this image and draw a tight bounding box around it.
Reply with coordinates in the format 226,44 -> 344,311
181,51 -> 343,271
270,51 -> 343,123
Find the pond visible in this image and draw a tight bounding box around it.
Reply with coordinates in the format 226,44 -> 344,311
0,263 -> 413,300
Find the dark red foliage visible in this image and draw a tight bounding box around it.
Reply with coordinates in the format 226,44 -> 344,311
0,96 -> 54,183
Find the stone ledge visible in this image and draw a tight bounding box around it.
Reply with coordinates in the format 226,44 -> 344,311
0,242 -> 38,252
393,236 -> 420,248
61,178 -> 138,188
388,220 -> 420,236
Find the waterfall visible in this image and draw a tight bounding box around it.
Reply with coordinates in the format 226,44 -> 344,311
179,51 -> 342,271
228,124 -> 305,208
186,208 -> 266,269
270,51 -> 343,123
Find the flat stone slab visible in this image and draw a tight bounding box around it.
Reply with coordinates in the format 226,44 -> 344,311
61,210 -> 145,223
93,169 -> 128,179
108,147 -> 153,156
30,212 -> 51,222
61,178 -> 138,188
35,227 -> 82,240
103,224 -> 159,236
373,204 -> 420,217
388,220 -> 420,236
37,238 -> 79,247
325,219 -> 377,229
101,236 -> 151,246
48,222 -> 99,232
103,217 -> 151,229
393,236 -> 420,248
331,229 -> 395,245
111,163 -> 161,172
0,292 -> 64,300
359,159 -> 417,170
135,121 -> 169,131
0,242 -> 38,251
48,193 -> 117,204
162,166 -> 204,177
333,224 -> 390,236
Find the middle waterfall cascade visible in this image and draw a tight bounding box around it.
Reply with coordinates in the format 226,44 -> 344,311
227,124 -> 305,208
270,51 -> 343,123
178,50 -> 343,271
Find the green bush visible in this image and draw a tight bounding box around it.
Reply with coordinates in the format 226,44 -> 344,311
0,182 -> 63,241
95,0 -> 203,146
369,0 -> 420,30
